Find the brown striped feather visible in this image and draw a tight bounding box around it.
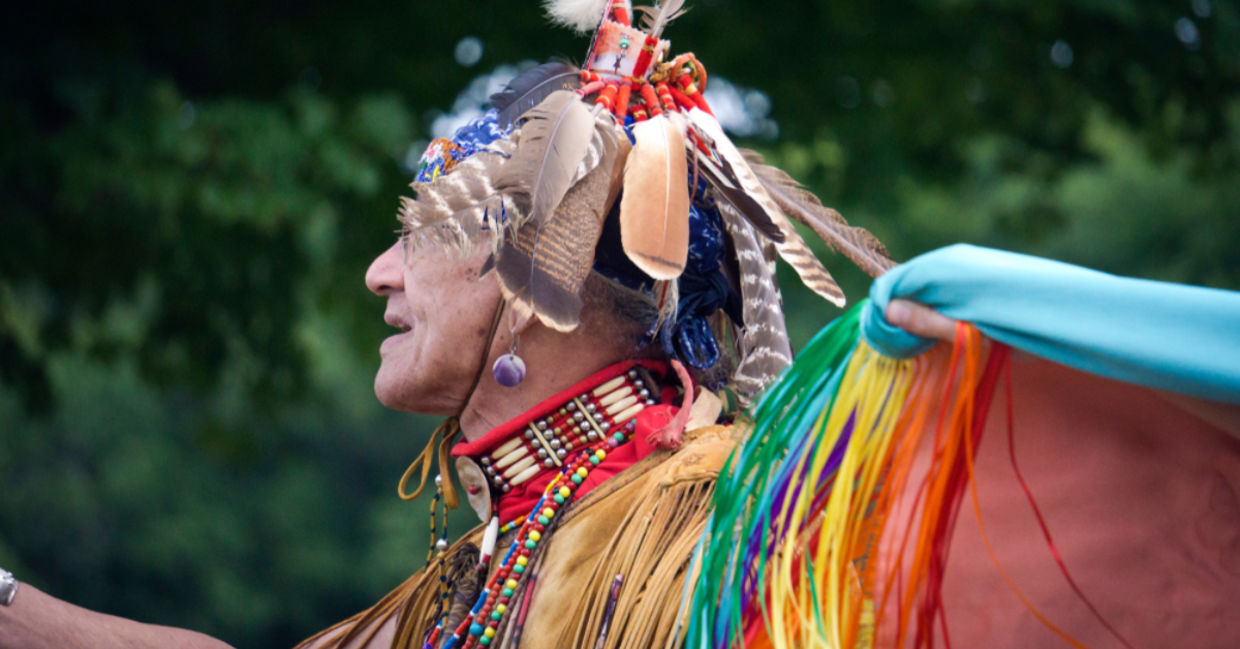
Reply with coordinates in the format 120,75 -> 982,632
717,201 -> 793,401
494,122 -> 623,331
685,108 -> 846,306
740,148 -> 896,278
398,139 -> 517,253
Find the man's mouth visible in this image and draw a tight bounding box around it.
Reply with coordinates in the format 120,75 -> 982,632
384,314 -> 412,332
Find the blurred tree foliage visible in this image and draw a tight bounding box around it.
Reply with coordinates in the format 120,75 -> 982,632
1,1 -> 1236,647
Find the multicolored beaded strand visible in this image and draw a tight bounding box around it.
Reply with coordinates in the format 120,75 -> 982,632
445,422 -> 635,649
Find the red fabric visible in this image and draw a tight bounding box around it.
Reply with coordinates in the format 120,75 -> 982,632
884,357 -> 1240,648
452,359 -> 674,524
452,359 -> 667,457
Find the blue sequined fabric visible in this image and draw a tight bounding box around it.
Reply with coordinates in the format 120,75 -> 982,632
659,196 -> 730,372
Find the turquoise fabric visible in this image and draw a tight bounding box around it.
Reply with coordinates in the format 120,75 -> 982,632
861,244 -> 1240,404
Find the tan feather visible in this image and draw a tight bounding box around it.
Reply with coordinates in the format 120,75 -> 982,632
620,114 -> 691,280
718,202 -> 793,401
492,90 -> 596,227
685,108 -> 846,306
495,125 -> 622,331
741,148 -> 896,278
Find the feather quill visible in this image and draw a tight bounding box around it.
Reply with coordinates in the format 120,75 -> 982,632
491,62 -> 583,130
718,202 -> 793,401
620,114 -> 691,280
685,107 -> 846,306
741,148 -> 896,277
542,0 -> 611,33
492,90 -> 597,227
495,124 -> 624,331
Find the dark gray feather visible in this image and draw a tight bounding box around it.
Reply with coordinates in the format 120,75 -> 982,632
491,62 -> 583,130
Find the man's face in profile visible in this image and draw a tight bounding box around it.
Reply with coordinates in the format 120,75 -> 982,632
365,241 -> 501,415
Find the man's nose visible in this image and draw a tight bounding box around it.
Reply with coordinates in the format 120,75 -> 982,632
365,242 -> 404,296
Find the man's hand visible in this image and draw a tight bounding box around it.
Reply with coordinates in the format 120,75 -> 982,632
884,299 -> 959,342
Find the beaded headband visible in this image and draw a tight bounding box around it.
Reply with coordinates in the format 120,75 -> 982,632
398,0 -> 895,400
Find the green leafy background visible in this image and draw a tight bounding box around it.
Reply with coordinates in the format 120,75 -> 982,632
1,1 -> 1236,646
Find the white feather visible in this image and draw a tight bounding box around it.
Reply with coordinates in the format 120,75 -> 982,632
543,0 -> 611,33
645,0 -> 686,38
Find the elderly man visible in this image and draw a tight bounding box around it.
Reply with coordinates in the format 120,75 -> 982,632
0,100 -> 898,649
9,2 -> 1238,649
0,2 -> 897,646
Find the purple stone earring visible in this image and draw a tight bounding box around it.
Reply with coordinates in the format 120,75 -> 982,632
492,352 -> 526,387
492,306 -> 526,387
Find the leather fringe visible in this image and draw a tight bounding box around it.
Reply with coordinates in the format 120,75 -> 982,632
294,526 -> 487,649
556,463 -> 718,649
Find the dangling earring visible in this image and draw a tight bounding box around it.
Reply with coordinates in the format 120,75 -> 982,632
492,307 -> 526,387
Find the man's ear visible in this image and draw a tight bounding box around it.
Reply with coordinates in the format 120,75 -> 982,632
510,308 -> 536,335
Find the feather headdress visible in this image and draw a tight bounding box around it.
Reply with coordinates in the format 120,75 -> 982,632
397,0 -> 893,398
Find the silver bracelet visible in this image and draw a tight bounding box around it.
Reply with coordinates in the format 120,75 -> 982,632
0,566 -> 18,606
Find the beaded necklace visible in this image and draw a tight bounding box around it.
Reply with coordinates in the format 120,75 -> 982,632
452,429 -> 627,648
425,363 -> 664,649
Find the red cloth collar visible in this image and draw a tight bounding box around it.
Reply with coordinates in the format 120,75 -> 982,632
453,359 -> 680,523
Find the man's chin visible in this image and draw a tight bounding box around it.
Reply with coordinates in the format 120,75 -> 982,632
373,364 -> 411,410
372,371 -> 460,416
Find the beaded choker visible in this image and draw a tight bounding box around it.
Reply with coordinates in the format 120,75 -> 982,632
452,360 -> 667,523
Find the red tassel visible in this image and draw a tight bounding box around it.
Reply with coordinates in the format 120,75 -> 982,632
647,360 -> 694,449
614,81 -> 632,119
579,80 -> 607,97
668,86 -> 697,112
638,82 -> 662,117
595,82 -> 619,111
610,0 -> 629,25
655,81 -> 676,113
676,73 -> 713,114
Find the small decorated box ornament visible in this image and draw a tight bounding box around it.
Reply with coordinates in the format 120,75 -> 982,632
585,16 -> 670,80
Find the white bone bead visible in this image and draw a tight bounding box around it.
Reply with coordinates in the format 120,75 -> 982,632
592,376 -> 626,396
598,386 -> 634,407
491,437 -> 524,459
509,464 -> 540,486
605,394 -> 639,416
493,446 -> 529,469
502,454 -> 536,479
613,403 -> 645,423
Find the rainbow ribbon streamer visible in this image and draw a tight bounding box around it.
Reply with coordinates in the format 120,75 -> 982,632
686,300 -> 1005,649
685,244 -> 1240,648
